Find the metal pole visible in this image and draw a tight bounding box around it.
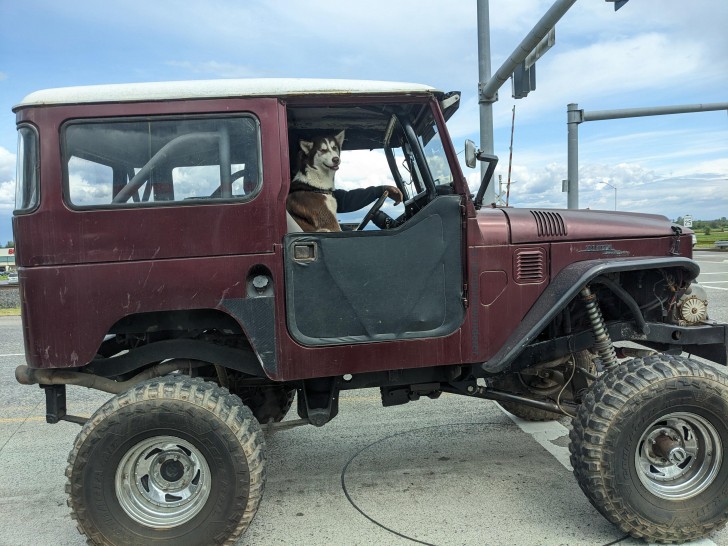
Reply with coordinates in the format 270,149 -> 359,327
477,0 -> 495,204
567,103 -> 581,209
584,102 -> 728,122
567,100 -> 728,210
506,106 -> 515,207
480,0 -> 578,102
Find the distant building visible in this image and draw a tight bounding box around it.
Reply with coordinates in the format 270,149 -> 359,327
1,248 -> 16,271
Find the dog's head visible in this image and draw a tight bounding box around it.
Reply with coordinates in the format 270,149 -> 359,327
297,130 -> 345,181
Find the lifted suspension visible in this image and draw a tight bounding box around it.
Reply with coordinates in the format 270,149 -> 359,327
580,285 -> 619,370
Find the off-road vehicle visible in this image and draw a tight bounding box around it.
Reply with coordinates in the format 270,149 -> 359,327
12,79 -> 728,545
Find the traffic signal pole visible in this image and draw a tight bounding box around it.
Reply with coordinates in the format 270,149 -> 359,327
567,101 -> 728,209
477,0 -> 495,204
477,0 -> 577,205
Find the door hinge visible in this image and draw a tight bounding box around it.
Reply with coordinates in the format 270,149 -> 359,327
462,282 -> 469,307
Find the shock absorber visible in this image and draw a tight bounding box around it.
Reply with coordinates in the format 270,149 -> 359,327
580,285 -> 619,371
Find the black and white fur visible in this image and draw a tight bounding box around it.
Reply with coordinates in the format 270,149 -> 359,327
286,130 -> 345,232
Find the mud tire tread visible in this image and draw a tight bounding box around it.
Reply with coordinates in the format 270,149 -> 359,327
66,376 -> 265,546
569,354 -> 728,543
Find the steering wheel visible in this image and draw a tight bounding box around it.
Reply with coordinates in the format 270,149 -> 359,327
356,191 -> 389,231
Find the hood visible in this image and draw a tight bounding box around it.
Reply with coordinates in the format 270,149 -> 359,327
499,208 -> 675,244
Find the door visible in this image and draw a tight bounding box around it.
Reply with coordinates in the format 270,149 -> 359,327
284,195 -> 464,346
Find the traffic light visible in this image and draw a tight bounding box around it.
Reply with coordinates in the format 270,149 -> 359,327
605,0 -> 629,11
512,61 -> 536,99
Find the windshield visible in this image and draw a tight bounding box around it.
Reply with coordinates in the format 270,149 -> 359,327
387,107 -> 454,202
418,120 -> 453,188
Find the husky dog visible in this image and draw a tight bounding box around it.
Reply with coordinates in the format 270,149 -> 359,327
286,130 -> 345,232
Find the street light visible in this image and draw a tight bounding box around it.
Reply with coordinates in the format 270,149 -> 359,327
600,181 -> 617,210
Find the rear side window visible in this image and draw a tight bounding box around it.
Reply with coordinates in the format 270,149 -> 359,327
15,125 -> 39,213
63,115 -> 261,208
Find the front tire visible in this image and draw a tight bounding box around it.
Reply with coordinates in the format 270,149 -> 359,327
66,377 -> 265,546
569,355 -> 728,543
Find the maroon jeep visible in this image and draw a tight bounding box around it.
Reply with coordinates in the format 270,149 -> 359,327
12,79 -> 728,545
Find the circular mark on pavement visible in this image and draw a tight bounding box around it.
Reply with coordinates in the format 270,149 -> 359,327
341,422 -> 520,545
340,422 -> 619,545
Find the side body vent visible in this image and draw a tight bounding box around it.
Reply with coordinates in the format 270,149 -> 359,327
531,210 -> 567,237
514,247 -> 546,284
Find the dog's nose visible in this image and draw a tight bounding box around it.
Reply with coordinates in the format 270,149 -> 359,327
332,156 -> 340,164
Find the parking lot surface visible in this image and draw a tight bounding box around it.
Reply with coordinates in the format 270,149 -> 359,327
1,251 -> 727,546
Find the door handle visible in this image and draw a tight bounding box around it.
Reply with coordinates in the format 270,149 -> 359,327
293,242 -> 317,262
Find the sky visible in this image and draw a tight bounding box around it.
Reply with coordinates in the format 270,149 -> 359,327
0,0 -> 727,245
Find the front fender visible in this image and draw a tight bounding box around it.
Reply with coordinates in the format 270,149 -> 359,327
481,256 -> 700,374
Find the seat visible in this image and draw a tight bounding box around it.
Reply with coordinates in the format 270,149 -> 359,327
286,212 -> 303,233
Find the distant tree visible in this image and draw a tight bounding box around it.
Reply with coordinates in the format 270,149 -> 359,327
704,227 -> 711,235
3,241 -> 14,248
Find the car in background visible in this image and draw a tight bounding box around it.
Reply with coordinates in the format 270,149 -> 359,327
7,271 -> 18,284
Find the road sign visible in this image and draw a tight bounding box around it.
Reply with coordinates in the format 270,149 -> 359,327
683,215 -> 693,228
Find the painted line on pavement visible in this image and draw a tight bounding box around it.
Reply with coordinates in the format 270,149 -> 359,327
498,407 -> 572,470
0,416 -> 46,423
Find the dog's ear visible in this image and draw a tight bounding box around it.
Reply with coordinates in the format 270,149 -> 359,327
300,139 -> 314,156
334,130 -> 345,150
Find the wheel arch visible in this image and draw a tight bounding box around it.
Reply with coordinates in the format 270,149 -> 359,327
481,256 -> 699,374
91,307 -> 271,378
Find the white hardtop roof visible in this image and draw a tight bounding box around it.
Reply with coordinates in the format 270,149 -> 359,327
15,78 -> 440,109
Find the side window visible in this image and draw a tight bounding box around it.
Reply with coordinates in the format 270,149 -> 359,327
15,125 -> 39,212
63,115 -> 261,208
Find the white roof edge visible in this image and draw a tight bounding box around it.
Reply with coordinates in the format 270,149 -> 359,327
15,78 -> 440,109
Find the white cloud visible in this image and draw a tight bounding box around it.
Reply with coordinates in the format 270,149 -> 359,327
335,150 -> 394,191
497,157 -> 727,221
0,146 -> 15,211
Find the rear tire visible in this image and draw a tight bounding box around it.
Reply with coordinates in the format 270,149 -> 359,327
569,355 -> 728,543
66,376 -> 265,546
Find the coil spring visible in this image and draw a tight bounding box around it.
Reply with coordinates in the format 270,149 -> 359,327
580,285 -> 619,370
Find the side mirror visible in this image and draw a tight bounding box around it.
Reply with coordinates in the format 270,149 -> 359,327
464,140 -> 477,169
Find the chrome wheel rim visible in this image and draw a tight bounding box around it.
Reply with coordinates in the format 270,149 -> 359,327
635,412 -> 722,500
115,436 -> 211,528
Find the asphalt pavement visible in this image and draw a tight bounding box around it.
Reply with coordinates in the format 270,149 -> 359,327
1,251 -> 727,546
